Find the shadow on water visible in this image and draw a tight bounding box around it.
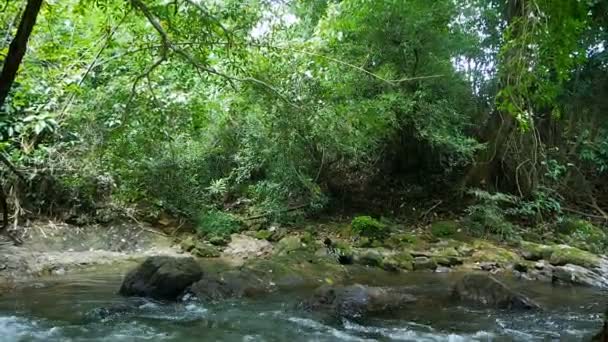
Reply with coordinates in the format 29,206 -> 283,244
0,267 -> 604,341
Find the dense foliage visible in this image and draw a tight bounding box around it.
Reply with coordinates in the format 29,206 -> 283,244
0,0 -> 607,235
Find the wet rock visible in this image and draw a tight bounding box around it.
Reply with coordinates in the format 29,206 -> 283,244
452,274 -> 540,310
435,266 -> 451,273
552,264 -> 608,289
523,261 -> 554,282
119,256 -> 202,300
413,257 -> 437,271
186,271 -> 270,301
86,303 -> 133,321
303,284 -> 416,319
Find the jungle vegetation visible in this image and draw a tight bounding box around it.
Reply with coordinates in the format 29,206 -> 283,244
0,0 -> 607,240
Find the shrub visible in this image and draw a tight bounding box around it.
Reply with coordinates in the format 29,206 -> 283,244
557,218 -> 608,254
195,210 -> 242,238
351,216 -> 389,240
430,220 -> 459,237
465,189 -> 518,241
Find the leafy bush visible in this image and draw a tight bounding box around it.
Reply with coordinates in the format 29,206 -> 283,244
430,220 -> 459,237
465,189 -> 518,241
351,216 -> 389,240
557,218 -> 608,254
195,210 -> 242,238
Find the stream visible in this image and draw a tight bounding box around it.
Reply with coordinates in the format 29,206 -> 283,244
0,268 -> 604,341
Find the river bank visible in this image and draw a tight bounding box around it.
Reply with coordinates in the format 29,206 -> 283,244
0,216 -> 607,340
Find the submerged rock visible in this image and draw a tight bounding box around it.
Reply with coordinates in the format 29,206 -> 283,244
303,284 -> 416,319
452,274 -> 540,310
119,256 -> 202,300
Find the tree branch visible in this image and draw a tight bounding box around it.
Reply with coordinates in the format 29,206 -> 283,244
0,0 -> 44,110
130,0 -> 298,108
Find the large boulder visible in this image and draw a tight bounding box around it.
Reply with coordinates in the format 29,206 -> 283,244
452,274 -> 540,310
185,270 -> 270,301
303,284 -> 416,319
119,256 -> 202,300
552,264 -> 608,289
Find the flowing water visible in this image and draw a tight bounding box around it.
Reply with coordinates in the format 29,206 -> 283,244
0,268 -> 604,342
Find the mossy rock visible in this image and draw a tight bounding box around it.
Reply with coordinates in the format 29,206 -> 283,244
192,244 -> 221,258
353,248 -> 387,267
180,236 -> 197,252
549,245 -> 599,268
275,236 -> 305,256
254,230 -> 273,241
384,233 -> 420,249
209,235 -> 230,246
351,216 -> 390,241
413,257 -> 437,271
431,247 -> 463,266
382,252 -> 414,271
471,240 -> 521,265
519,241 -> 554,261
301,231 -> 315,245
430,221 -> 459,238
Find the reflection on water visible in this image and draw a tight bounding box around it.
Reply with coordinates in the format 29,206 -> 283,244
0,270 -> 603,341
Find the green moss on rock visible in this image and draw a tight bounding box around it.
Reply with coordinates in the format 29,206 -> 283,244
519,241 -> 554,261
275,236 -> 305,256
382,252 -> 414,271
549,245 -> 599,268
254,230 -> 273,241
471,240 -> 521,265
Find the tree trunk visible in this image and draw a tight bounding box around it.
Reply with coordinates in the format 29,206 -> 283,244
0,0 -> 44,110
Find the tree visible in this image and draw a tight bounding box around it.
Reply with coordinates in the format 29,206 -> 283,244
0,0 -> 43,111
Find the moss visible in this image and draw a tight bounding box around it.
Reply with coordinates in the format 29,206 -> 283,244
254,230 -> 273,241
209,235 -> 230,246
519,241 -> 554,261
275,236 -> 305,256
413,257 -> 438,271
382,252 -> 414,271
301,231 -> 315,245
192,243 -> 221,258
384,233 -> 420,249
471,240 -> 521,265
351,216 -> 390,240
180,236 -> 197,252
353,248 -> 386,267
430,220 -> 459,238
549,245 -> 599,268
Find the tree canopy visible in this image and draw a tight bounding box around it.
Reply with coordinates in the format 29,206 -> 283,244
0,0 -> 607,229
